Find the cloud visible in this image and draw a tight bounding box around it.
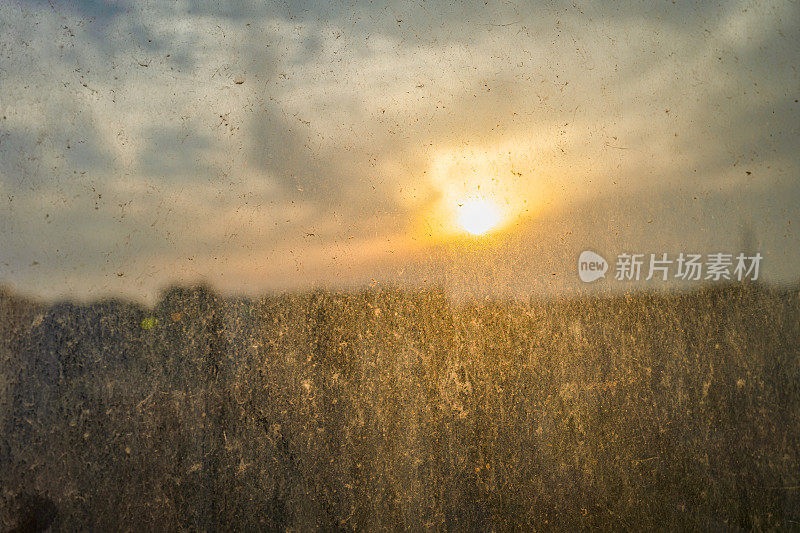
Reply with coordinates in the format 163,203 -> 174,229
0,0 -> 797,302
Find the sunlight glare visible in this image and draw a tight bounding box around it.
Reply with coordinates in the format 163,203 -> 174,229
457,199 -> 501,235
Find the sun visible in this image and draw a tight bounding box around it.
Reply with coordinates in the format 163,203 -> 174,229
457,199 -> 501,235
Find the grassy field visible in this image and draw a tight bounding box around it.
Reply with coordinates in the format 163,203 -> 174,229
1,283 -> 799,530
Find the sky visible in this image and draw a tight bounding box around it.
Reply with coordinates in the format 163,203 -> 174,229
0,0 -> 798,303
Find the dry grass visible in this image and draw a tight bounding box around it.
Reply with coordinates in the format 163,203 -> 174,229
1,283 -> 799,530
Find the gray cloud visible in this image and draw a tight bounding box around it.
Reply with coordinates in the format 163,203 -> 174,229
0,0 -> 797,302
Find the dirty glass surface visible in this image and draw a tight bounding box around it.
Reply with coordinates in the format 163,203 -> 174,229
1,1 -> 799,530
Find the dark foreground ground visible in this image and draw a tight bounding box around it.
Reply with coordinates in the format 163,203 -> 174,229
1,282 -> 799,531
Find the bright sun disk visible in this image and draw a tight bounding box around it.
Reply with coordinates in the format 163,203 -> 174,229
457,199 -> 501,235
